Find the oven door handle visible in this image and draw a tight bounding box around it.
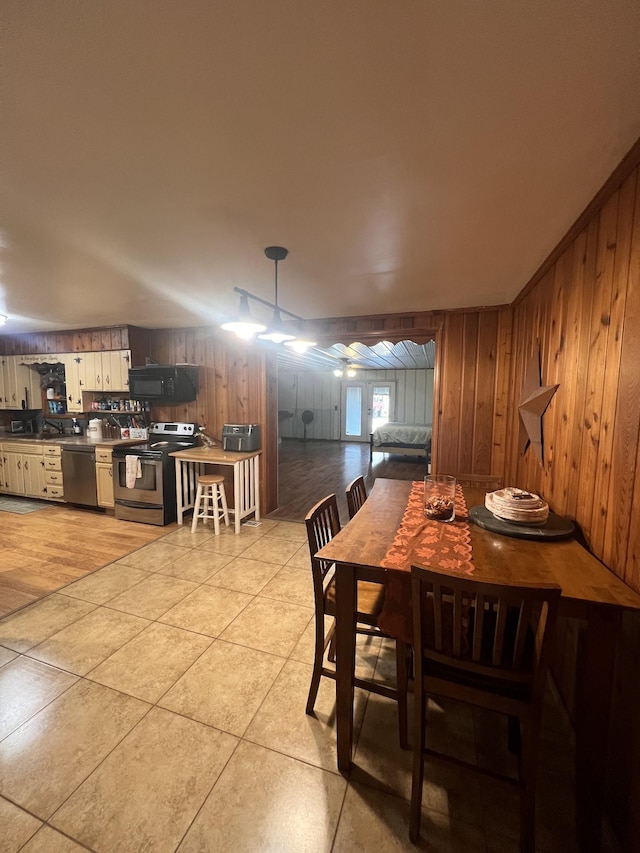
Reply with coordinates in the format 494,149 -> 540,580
115,498 -> 162,509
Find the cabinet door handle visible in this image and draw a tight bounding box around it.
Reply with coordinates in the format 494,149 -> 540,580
17,460 -> 21,470
96,374 -> 100,385
24,460 -> 29,470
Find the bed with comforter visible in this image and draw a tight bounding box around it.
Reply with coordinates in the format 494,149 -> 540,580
369,422 -> 432,464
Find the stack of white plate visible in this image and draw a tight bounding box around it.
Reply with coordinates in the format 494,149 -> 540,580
485,488 -> 549,525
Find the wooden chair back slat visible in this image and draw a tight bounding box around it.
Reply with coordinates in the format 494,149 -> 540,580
453,588 -> 464,657
512,601 -> 531,668
305,494 -> 341,591
345,476 -> 367,520
472,594 -> 484,661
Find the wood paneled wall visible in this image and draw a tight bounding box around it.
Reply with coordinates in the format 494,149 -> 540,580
505,163 -> 640,595
436,309 -> 512,479
145,327 -> 278,514
504,141 -> 640,847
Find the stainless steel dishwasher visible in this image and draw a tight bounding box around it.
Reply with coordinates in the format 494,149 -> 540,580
61,445 -> 98,507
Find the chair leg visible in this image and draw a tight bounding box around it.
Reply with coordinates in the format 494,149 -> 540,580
508,714 -> 522,755
328,633 -> 337,663
409,677 -> 427,842
396,640 -> 409,750
191,484 -> 203,533
202,488 -> 210,527
212,486 -> 221,535
306,614 -> 328,715
518,721 -> 539,853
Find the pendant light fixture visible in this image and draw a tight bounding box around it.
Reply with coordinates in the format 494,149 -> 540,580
220,293 -> 267,339
258,246 -> 296,344
220,247 -> 317,351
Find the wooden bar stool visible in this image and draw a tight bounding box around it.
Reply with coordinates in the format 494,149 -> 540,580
191,474 -> 230,534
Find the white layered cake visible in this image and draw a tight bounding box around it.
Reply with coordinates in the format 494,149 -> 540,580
485,487 -> 549,525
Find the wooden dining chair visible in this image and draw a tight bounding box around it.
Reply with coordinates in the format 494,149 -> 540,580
409,564 -> 561,852
345,475 -> 367,519
305,494 -> 409,747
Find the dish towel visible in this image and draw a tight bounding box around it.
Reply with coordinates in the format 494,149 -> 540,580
125,455 -> 143,489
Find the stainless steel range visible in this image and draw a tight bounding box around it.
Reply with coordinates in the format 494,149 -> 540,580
112,422 -> 199,525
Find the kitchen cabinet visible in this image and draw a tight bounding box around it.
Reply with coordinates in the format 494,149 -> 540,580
0,358 -> 8,407
96,447 -> 114,507
1,350 -> 132,412
62,354 -> 83,413
1,442 -> 47,498
0,357 -> 42,411
103,350 -> 131,394
74,350 -> 131,393
43,444 -> 64,501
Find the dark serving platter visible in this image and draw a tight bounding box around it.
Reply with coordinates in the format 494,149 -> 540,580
469,505 -> 575,541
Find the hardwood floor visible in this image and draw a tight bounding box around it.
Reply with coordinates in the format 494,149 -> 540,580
0,503 -> 173,617
269,438 -> 429,525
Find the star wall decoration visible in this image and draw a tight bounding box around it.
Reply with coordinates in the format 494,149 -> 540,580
518,346 -> 559,465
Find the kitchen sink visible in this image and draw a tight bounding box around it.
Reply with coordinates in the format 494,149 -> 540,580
9,433 -> 79,442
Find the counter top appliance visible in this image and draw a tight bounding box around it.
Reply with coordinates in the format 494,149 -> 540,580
222,423 -> 261,452
128,364 -> 198,403
10,419 -> 34,434
112,421 -> 200,525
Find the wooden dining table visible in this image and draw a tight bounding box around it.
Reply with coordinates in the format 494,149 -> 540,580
316,478 -> 640,853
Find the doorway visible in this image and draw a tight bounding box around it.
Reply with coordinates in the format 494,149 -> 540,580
340,380 -> 396,442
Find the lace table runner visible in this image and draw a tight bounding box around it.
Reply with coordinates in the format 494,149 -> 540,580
377,481 -> 474,643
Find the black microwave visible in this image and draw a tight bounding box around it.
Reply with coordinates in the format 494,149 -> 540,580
128,365 -> 199,402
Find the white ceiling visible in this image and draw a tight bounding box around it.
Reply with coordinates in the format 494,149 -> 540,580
2,1 -> 640,337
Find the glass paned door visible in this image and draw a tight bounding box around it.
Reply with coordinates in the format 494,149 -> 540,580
371,384 -> 393,432
341,383 -> 366,440
341,381 -> 396,442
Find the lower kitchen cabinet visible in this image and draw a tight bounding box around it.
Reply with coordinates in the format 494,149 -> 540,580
96,448 -> 114,508
42,444 -> 65,501
1,443 -> 47,499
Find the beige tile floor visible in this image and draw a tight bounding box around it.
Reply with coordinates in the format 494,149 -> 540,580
0,518 -> 601,852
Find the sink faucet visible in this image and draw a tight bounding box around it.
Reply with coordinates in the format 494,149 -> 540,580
44,419 -> 64,434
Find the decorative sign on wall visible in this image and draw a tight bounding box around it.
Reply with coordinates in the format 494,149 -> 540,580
518,345 -> 559,465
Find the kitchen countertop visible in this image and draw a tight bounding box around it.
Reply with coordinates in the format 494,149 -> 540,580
169,445 -> 261,462
0,434 -> 145,449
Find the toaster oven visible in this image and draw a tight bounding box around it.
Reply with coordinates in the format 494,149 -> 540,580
222,423 -> 261,452
10,419 -> 34,434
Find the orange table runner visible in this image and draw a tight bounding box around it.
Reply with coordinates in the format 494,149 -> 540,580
377,481 -> 474,643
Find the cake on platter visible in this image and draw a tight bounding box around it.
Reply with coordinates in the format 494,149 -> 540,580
485,487 -> 549,525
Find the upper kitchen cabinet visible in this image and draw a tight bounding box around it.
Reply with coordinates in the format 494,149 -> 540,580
0,356 -> 42,410
62,354 -> 83,413
74,350 -> 131,393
